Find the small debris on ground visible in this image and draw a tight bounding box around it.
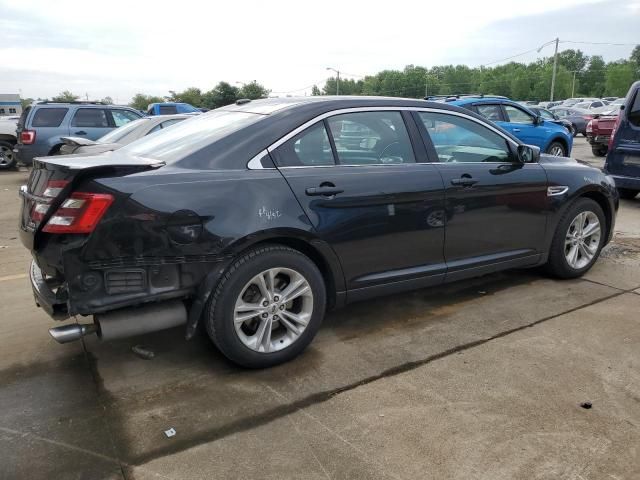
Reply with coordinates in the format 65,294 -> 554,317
580,401 -> 593,409
379,414 -> 385,417
478,290 -> 487,295
131,344 -> 155,360
164,428 -> 176,438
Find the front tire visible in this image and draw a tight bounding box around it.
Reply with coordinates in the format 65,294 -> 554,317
546,141 -> 567,157
545,198 -> 606,279
205,245 -> 326,368
618,188 -> 638,200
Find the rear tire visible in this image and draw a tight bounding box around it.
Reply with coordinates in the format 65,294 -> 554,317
591,145 -> 607,157
618,188 -> 638,200
0,141 -> 17,170
205,245 -> 326,368
545,198 -> 606,279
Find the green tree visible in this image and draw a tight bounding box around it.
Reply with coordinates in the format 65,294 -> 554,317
311,85 -> 322,96
100,96 -> 113,105
20,98 -> 34,109
129,93 -> 165,111
581,56 -> 606,97
169,87 -> 203,106
605,61 -> 636,97
238,81 -> 270,100
202,82 -> 239,109
52,90 -> 79,102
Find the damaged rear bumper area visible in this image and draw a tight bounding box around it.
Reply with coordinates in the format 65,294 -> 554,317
30,258 -> 226,344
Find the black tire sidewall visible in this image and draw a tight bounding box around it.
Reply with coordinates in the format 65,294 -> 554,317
206,246 -> 326,368
0,141 -> 17,170
547,141 -> 567,157
547,198 -> 606,278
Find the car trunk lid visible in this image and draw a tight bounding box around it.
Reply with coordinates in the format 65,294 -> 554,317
18,154 -> 164,250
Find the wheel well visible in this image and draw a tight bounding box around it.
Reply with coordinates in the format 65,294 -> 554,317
0,135 -> 16,145
580,191 -> 612,240
548,136 -> 568,153
48,144 -> 63,155
249,237 -> 338,309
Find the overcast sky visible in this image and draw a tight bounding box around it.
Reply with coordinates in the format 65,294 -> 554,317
0,0 -> 638,103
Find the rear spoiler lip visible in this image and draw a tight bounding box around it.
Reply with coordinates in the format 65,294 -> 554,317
32,153 -> 165,171
60,136 -> 99,147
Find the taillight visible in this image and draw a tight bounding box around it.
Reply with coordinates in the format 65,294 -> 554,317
20,129 -> 36,144
609,115 -> 621,149
43,192 -> 114,234
30,180 -> 69,222
586,120 -> 593,133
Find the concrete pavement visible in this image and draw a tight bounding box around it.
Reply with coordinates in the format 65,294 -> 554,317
1,138 -> 639,479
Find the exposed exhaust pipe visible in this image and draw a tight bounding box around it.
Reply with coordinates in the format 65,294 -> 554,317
96,300 -> 187,341
48,300 -> 187,344
49,323 -> 97,343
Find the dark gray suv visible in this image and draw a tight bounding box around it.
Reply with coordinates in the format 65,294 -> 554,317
15,101 -> 142,166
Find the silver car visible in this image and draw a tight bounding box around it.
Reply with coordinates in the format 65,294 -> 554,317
58,114 -> 190,156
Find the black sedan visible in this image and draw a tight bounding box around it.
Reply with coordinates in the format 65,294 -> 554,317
19,97 -> 618,368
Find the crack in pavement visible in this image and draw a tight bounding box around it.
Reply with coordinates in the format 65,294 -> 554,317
127,286 -> 633,466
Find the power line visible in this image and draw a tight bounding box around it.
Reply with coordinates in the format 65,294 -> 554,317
561,40 -> 638,47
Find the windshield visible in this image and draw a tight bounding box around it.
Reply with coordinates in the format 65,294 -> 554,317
122,110 -> 262,163
574,102 -> 591,109
98,118 -> 149,144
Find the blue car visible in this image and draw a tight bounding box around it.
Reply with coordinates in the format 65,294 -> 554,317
604,81 -> 640,200
443,96 -> 574,157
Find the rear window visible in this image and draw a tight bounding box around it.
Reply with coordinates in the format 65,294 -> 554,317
122,110 -> 262,163
159,105 -> 178,115
98,118 -> 149,143
31,108 -> 68,127
17,106 -> 32,129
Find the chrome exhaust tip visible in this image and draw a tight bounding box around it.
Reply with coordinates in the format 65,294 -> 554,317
49,323 -> 97,344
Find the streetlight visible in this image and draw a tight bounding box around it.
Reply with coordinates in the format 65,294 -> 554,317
326,67 -> 340,95
538,38 -> 560,102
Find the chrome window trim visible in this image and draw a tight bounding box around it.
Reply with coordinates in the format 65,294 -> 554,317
247,106 -> 520,170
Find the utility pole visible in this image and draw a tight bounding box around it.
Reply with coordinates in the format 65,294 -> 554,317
326,67 -> 340,95
571,70 -> 578,98
550,37 -> 559,102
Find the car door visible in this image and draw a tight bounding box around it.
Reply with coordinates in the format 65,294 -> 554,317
606,86 -> 640,183
271,109 -> 447,296
413,110 -> 548,281
69,108 -> 111,140
499,104 -> 544,147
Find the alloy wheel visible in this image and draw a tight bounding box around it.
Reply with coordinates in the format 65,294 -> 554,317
564,211 -> 601,269
0,144 -> 14,167
233,267 -> 313,353
549,145 -> 565,156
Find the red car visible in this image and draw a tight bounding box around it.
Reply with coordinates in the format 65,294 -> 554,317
586,112 -> 619,157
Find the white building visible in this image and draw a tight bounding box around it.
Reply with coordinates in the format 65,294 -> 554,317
0,94 -> 22,117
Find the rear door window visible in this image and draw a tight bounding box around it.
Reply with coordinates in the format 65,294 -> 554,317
475,104 -> 504,122
326,111 -> 415,165
31,108 -> 68,127
71,108 -> 109,127
274,122 -> 335,167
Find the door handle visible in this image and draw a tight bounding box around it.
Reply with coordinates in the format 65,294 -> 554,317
74,131 -> 87,135
305,186 -> 343,197
512,128 -> 521,133
450,177 -> 478,187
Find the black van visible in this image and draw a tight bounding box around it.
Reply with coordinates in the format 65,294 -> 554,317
604,81 -> 640,199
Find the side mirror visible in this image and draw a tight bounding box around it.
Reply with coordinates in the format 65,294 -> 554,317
517,144 -> 540,163
533,115 -> 543,125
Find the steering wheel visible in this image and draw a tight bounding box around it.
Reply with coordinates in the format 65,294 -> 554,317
379,141 -> 400,161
